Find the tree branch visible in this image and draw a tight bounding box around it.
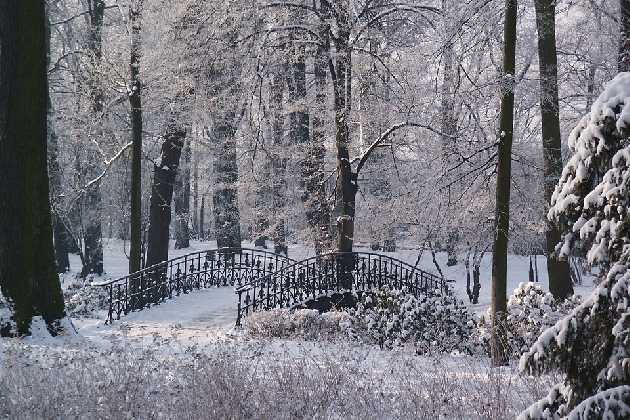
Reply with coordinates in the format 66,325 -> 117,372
82,141 -> 133,192
355,121 -> 455,175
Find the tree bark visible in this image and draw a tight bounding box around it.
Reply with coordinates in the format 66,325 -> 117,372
534,0 -> 574,301
128,1 -> 143,273
491,0 -> 518,366
146,124 -> 186,267
0,0 -> 65,335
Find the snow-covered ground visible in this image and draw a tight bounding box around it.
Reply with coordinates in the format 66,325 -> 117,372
1,240 -> 596,418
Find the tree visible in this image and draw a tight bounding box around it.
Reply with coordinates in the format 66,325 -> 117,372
145,124 -> 186,267
301,2 -> 333,254
124,0 -> 143,273
174,142 -> 191,249
490,0 -> 518,366
0,0 -> 65,335
81,0 -> 106,278
520,72 -> 630,419
534,0 -> 574,300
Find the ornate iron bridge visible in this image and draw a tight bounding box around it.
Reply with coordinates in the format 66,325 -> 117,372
234,252 -> 447,327
93,248 -> 294,324
94,249 -> 447,326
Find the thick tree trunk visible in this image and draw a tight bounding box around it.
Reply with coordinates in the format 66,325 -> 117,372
491,0 -> 518,366
331,2 -> 356,255
535,0 -> 574,301
174,142 -> 191,249
0,0 -> 65,335
146,124 -> 186,267
128,2 -> 143,273
76,0 -> 106,279
213,120 -> 241,249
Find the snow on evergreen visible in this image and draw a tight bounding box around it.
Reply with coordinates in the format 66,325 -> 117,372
521,72 -> 630,417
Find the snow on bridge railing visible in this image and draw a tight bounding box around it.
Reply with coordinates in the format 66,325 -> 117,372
92,248 -> 294,324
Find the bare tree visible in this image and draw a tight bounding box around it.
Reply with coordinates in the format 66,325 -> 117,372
535,0 -> 573,300
491,0 -> 518,366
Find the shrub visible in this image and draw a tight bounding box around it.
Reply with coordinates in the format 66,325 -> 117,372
478,282 -> 581,360
0,289 -> 15,337
346,288 -> 479,354
63,281 -> 109,319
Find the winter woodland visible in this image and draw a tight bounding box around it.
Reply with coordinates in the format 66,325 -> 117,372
1,0 -> 630,418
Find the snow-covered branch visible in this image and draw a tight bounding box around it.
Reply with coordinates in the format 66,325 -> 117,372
82,141 -> 133,192
355,121 -> 450,176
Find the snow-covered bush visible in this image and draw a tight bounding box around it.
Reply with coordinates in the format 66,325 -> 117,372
63,281 -> 109,318
244,308 -> 349,340
0,289 -> 15,337
478,282 -> 581,360
347,288 -> 479,354
519,73 -> 630,417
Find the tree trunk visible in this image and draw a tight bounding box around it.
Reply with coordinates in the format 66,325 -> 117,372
0,0 -> 65,335
619,0 -> 630,72
46,15 -> 70,273
193,157 -> 199,237
302,7 -> 333,255
491,0 -> 518,366
174,142 -> 190,249
128,1 -> 143,273
82,186 -> 103,277
271,69 -> 287,256
213,120 -> 241,249
330,1 -> 356,255
441,0 -> 460,267
146,124 -> 186,267
199,196 -> 205,240
535,0 -> 574,301
77,0 -> 106,279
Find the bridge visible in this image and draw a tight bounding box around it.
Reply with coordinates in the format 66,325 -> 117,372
94,248 -> 447,326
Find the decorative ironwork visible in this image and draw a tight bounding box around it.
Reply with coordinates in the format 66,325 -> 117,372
92,248 -> 294,324
234,252 -> 447,327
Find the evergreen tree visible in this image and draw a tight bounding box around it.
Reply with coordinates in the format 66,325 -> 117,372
520,73 -> 630,417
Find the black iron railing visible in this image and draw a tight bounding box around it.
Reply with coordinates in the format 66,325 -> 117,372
92,248 -> 294,324
234,252 -> 447,326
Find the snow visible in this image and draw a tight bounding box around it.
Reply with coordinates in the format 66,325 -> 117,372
61,239 -> 597,342
0,239 -> 597,417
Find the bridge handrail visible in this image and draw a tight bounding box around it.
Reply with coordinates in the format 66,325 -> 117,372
93,247 -> 295,323
234,251 -> 448,326
92,247 -> 294,287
